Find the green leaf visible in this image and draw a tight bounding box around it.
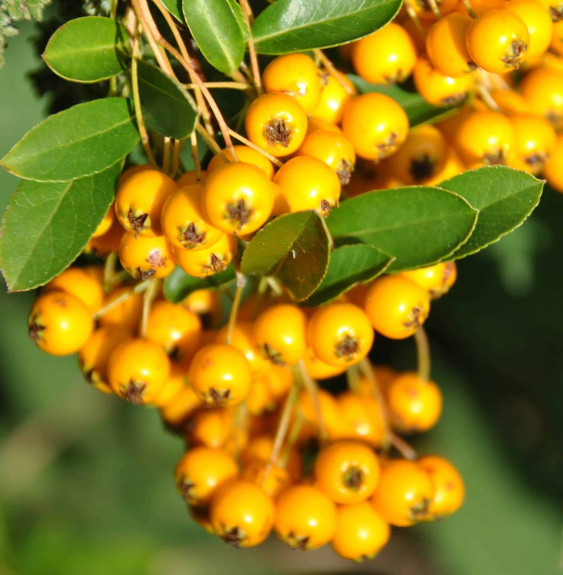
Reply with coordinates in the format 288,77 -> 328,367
163,264 -> 236,303
1,98 -> 139,182
137,60 -> 197,140
161,0 -> 186,23
350,75 -> 457,126
182,0 -> 247,74
306,244 -> 395,306
241,211 -> 330,301
0,162 -> 122,292
252,0 -> 402,54
42,17 -> 128,83
438,166 -> 544,260
327,186 -> 478,272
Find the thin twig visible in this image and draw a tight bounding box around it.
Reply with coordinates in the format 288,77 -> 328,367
263,381 -> 298,484
358,358 -> 391,449
103,252 -> 118,293
135,0 -> 238,155
414,327 -> 431,382
171,139 -> 181,177
227,129 -> 284,167
225,272 -> 246,345
140,279 -> 160,338
427,0 -> 442,19
390,431 -> 417,461
239,0 -> 263,93
297,360 -> 328,442
195,123 -> 224,156
150,0 -> 214,133
183,81 -> 252,90
93,280 -> 151,320
461,0 -> 477,18
314,49 -> 355,95
190,131 -> 202,182
404,0 -> 427,39
131,34 -> 158,167
163,137 -> 171,173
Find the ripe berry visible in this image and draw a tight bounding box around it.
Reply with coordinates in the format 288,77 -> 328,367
115,169 -> 177,236
44,265 -> 104,313
186,407 -> 234,449
241,460 -> 292,498
387,124 -> 448,185
188,343 -> 252,407
418,455 -> 465,519
145,300 -> 202,362
413,56 -> 474,107
364,275 -> 431,340
78,325 -> 131,394
161,183 -> 224,251
507,0 -> 553,63
453,110 -> 516,167
426,14 -> 474,78
297,129 -> 356,185
520,66 -> 563,129
274,485 -> 337,550
351,23 -> 417,84
465,8 -> 530,74
310,71 -> 356,124
342,93 -> 409,160
173,234 -> 236,279
210,480 -> 275,548
214,321 -> 270,374
245,93 -> 308,157
510,114 -> 557,174
386,372 -> 443,433
262,53 -> 322,114
273,156 -> 341,217
302,347 -> 347,380
98,285 -> 143,331
371,459 -> 434,526
331,502 -> 390,561
159,385 -> 202,429
207,146 -> 274,180
28,291 -> 94,356
119,232 -> 175,280
202,162 -> 277,235
175,446 -> 238,507
399,261 -> 457,299
307,302 -> 374,368
254,304 -> 308,366
337,392 -> 386,448
107,338 -> 170,405
314,441 -> 380,504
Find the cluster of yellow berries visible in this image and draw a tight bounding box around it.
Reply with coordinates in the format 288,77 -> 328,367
347,0 -> 563,191
27,238 -> 462,559
30,0 -> 563,561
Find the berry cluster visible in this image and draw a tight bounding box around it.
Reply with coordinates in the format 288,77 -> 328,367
348,0 -> 563,192
27,241 -> 462,559
23,0 -> 563,562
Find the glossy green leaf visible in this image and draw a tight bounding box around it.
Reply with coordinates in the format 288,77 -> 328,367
0,162 -> 122,292
350,75 -> 457,126
306,244 -> 394,306
161,0 -> 186,23
438,166 -> 544,260
42,17 -> 128,83
137,60 -> 197,140
241,211 -> 330,301
1,98 -> 139,182
163,264 -> 236,303
327,187 -> 478,272
182,0 -> 247,74
252,0 -> 402,54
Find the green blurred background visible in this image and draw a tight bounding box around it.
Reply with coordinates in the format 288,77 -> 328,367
0,16 -> 562,575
